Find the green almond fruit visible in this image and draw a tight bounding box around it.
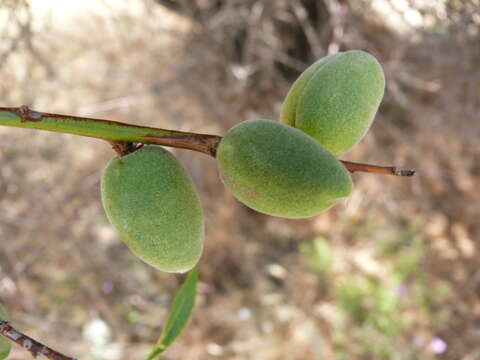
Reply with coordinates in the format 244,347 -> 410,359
280,50 -> 385,156
0,304 -> 11,360
217,119 -> 352,218
101,146 -> 204,273
280,53 -> 341,127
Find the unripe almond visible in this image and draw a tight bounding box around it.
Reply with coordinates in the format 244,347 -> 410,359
101,146 -> 204,273
217,119 -> 352,218
280,50 -> 385,156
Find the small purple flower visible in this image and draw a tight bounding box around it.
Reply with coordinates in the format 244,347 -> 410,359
430,337 -> 447,354
101,281 -> 114,294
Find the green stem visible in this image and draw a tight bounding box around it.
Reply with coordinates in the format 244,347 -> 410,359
0,106 -> 222,157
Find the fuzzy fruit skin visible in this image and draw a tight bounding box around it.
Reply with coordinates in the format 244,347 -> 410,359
0,304 -> 11,360
217,120 -> 352,218
280,50 -> 385,156
280,53 -> 341,127
101,146 -> 204,273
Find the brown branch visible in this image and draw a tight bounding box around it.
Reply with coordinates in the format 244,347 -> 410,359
341,161 -> 415,176
0,319 -> 77,360
0,106 -> 414,175
141,133 -> 221,157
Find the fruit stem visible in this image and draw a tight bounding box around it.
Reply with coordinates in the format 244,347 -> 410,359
341,161 -> 415,176
0,106 -> 415,176
0,319 -> 77,360
0,106 -> 221,157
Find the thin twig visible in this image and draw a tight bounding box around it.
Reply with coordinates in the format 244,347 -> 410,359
0,105 -> 222,157
0,105 -> 415,175
0,319 -> 77,360
341,161 -> 415,176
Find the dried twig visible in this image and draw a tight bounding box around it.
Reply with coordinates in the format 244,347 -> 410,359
341,161 -> 415,176
0,319 -> 77,360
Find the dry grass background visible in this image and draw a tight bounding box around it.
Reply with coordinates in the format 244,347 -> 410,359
0,0 -> 479,359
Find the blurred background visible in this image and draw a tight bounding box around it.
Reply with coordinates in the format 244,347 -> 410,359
0,0 -> 479,359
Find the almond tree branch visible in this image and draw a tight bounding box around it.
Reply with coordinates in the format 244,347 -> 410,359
0,105 -> 222,157
0,319 -> 77,360
0,105 -> 415,176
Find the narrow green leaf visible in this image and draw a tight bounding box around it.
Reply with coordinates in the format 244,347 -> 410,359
160,268 -> 198,346
0,304 -> 11,360
146,267 -> 198,360
146,347 -> 165,360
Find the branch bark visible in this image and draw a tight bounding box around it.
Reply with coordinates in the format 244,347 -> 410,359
0,319 -> 77,360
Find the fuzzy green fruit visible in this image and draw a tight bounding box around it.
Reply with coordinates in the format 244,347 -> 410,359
217,120 -> 352,218
280,53 -> 341,127
280,50 -> 385,156
0,304 -> 11,360
101,146 -> 204,273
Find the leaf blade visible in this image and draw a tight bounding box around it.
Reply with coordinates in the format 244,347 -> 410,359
146,267 -> 198,360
